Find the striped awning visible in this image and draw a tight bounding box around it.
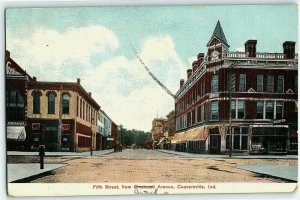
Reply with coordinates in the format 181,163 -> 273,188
7,126 -> 26,141
182,127 -> 208,141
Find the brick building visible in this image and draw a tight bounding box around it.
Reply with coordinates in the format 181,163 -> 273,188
6,50 -> 33,150
174,21 -> 298,155
26,78 -> 100,152
151,118 -> 167,142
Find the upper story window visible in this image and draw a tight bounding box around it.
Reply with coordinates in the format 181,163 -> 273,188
211,74 -> 219,93
237,100 -> 245,119
256,101 -> 264,119
33,91 -> 41,114
277,75 -> 284,93
47,92 -> 55,114
267,76 -> 274,93
276,101 -> 283,119
266,101 -> 274,119
227,73 -> 235,92
239,74 -> 246,92
230,100 -> 236,119
211,101 -> 219,120
62,94 -> 70,114
6,86 -> 25,121
80,99 -> 82,118
256,75 -> 263,92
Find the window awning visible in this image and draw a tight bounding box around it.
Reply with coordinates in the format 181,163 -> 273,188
7,126 -> 26,141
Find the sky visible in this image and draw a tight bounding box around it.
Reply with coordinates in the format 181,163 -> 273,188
5,5 -> 298,131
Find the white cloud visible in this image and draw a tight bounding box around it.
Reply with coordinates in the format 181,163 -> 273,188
83,35 -> 186,131
6,25 -> 119,81
7,27 -> 186,132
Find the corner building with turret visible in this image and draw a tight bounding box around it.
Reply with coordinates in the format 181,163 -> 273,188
173,21 -> 298,155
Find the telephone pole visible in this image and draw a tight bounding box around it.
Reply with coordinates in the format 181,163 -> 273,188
57,85 -> 63,152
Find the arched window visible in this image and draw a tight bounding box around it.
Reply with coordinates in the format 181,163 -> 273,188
62,94 -> 70,114
47,93 -> 55,114
33,91 -> 41,114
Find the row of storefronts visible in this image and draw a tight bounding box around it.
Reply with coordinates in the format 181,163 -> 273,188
6,50 -> 118,152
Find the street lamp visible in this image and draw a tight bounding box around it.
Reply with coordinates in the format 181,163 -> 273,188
90,117 -> 94,156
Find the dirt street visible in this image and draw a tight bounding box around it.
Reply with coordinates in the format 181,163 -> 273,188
27,149 -> 297,183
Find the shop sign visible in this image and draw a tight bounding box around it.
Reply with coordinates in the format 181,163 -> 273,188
7,121 -> 25,126
273,119 -> 286,124
209,93 -> 219,98
62,124 -> 70,131
107,138 -> 114,141
32,123 -> 41,130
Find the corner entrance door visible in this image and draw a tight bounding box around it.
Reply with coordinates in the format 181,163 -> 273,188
210,134 -> 221,154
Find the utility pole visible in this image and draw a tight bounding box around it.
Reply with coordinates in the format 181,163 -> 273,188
90,117 -> 94,156
57,85 -> 63,152
228,62 -> 237,158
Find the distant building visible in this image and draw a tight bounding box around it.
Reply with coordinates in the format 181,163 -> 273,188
5,50 -> 33,150
151,118 -> 166,142
174,21 -> 298,155
97,110 -> 116,149
26,78 -> 100,152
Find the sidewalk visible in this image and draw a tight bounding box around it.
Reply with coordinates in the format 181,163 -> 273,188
235,165 -> 298,182
157,149 -> 298,159
7,163 -> 67,183
7,149 -> 114,157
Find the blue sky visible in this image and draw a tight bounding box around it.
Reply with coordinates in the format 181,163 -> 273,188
6,5 -> 298,131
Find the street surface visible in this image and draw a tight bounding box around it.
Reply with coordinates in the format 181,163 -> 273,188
8,149 -> 296,183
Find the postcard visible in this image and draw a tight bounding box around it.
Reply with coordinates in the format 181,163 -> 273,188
5,4 -> 298,197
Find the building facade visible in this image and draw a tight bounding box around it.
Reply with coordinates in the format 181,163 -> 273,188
151,118 -> 167,142
26,78 -> 100,152
174,21 -> 298,155
97,110 -> 117,149
6,50 -> 33,150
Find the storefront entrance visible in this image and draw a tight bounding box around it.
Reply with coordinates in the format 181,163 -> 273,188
209,128 -> 221,154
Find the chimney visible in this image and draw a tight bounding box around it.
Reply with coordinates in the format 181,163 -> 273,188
192,60 -> 199,72
283,41 -> 296,59
187,69 -> 192,79
5,50 -> 10,60
245,40 -> 257,57
33,76 -> 37,81
197,53 -> 205,64
77,78 -> 81,85
89,92 -> 92,97
180,79 -> 185,88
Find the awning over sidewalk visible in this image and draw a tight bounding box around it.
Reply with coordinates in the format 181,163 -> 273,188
182,127 -> 208,141
171,133 -> 185,144
7,126 -> 26,141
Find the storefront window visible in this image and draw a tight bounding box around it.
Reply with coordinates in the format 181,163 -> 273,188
266,101 -> 274,119
62,94 -> 70,114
